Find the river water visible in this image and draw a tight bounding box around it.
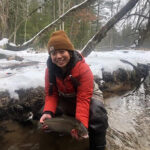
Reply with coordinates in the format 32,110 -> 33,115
106,72 -> 150,150
0,77 -> 150,150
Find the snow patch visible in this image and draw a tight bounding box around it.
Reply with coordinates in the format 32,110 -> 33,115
0,44 -> 150,99
0,38 -> 8,46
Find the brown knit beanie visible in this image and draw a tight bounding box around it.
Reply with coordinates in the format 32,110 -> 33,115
47,30 -> 74,52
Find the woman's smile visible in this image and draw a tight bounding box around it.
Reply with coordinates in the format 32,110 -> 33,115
50,50 -> 71,68
56,59 -> 66,65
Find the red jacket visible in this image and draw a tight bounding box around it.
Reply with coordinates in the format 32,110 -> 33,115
43,56 -> 94,128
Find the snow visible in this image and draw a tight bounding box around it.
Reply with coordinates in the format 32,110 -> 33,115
0,67 -> 45,99
0,38 -> 8,46
85,49 -> 150,77
0,47 -> 150,99
0,48 -> 47,98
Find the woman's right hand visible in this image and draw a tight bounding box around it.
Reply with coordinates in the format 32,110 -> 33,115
40,113 -> 52,123
40,114 -> 52,129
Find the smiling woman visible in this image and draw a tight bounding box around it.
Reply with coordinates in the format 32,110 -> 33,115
40,30 -> 108,150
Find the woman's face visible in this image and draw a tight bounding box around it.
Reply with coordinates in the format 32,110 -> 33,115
50,50 -> 71,69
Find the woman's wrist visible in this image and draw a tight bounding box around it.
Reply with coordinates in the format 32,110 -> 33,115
42,111 -> 54,117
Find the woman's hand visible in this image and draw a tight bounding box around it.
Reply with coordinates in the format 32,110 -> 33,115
40,114 -> 52,129
40,114 -> 51,123
71,129 -> 79,140
71,129 -> 89,140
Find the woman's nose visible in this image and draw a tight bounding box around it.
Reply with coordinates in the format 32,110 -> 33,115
55,52 -> 62,58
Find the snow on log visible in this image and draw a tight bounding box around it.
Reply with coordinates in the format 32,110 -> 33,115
97,62 -> 149,98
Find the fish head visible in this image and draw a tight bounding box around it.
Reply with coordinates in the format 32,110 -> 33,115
75,122 -> 88,139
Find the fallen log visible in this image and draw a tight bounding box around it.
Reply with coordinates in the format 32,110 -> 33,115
95,62 -> 149,98
0,53 -> 24,61
1,61 -> 39,70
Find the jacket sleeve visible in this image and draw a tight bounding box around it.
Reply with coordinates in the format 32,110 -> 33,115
43,68 -> 58,114
75,63 -> 94,128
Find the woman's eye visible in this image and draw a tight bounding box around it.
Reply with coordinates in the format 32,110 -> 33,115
51,51 -> 56,56
50,50 -> 66,56
59,50 -> 65,54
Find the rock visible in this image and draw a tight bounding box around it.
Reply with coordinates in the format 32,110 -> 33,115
0,87 -> 44,122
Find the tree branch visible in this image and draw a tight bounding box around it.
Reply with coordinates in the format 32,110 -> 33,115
123,13 -> 149,20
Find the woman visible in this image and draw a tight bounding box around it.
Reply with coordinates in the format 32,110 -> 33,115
40,30 -> 108,150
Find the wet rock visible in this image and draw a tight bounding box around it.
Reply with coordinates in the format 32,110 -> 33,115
0,87 -> 44,122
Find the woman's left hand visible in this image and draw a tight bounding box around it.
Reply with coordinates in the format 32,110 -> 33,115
71,129 -> 79,140
70,129 -> 89,140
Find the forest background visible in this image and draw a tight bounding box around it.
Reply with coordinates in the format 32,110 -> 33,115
0,0 -> 150,51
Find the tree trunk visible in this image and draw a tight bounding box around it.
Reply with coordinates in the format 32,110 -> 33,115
13,0 -> 19,44
24,1 -> 29,43
0,0 -> 9,38
62,0 -> 65,30
96,0 -> 100,32
137,8 -> 150,47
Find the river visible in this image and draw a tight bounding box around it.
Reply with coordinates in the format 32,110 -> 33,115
0,76 -> 150,150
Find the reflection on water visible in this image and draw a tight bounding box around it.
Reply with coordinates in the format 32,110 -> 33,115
106,84 -> 150,150
0,81 -> 150,150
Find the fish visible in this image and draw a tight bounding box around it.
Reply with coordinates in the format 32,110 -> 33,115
39,115 -> 88,139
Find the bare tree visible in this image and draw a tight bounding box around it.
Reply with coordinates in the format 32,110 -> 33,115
81,0 -> 139,57
24,1 -> 29,42
134,0 -> 150,47
137,8 -> 150,47
120,0 -> 150,48
13,0 -> 19,44
0,0 -> 9,38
